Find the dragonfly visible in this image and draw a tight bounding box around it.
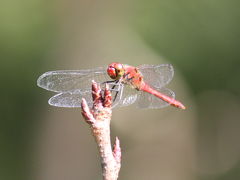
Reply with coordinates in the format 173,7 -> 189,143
37,62 -> 186,109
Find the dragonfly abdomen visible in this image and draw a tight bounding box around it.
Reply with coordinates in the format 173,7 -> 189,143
140,83 -> 186,109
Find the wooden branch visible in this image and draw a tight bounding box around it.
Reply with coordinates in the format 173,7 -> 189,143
81,81 -> 121,180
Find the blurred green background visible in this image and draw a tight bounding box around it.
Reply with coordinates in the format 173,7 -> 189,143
1,0 -> 240,180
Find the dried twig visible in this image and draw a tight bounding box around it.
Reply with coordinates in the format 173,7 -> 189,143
81,81 -> 121,180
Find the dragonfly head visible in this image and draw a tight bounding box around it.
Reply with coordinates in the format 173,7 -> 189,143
107,62 -> 125,80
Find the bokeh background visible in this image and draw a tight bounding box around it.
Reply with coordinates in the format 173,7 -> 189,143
1,0 -> 240,180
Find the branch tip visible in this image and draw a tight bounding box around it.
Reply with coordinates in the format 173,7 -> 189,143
105,83 -> 109,90
81,98 -> 95,124
92,81 -> 102,107
113,137 -> 121,163
103,85 -> 112,108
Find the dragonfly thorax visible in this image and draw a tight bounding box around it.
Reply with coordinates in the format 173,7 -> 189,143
120,64 -> 145,90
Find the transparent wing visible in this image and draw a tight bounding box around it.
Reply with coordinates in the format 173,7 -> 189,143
47,84 -> 174,109
48,91 -> 92,108
137,87 -> 175,109
138,64 -> 174,88
48,85 -> 139,108
37,66 -> 109,93
113,86 -> 139,108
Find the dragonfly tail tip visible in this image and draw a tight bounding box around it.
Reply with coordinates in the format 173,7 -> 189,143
180,104 -> 186,110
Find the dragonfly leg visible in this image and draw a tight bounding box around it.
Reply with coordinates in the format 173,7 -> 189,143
115,84 -> 124,102
110,83 -> 118,92
111,84 -> 124,108
106,80 -> 121,92
101,80 -> 116,85
111,82 -> 122,102
101,80 -> 120,91
113,91 -> 118,102
101,80 -> 124,107
100,80 -> 118,96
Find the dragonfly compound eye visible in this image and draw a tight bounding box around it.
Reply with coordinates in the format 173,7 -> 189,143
107,67 -> 117,79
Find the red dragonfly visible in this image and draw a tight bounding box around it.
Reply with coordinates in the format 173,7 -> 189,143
37,62 -> 185,109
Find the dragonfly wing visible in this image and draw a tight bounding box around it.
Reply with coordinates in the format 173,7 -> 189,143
37,66 -> 109,93
137,87 -> 175,109
49,87 -> 138,109
112,86 -> 139,108
48,90 -> 93,108
138,64 -> 174,88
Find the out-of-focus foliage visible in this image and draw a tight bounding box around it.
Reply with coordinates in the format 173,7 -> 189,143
1,0 -> 240,180
131,0 -> 240,96
130,1 -> 240,180
0,0 -> 57,179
